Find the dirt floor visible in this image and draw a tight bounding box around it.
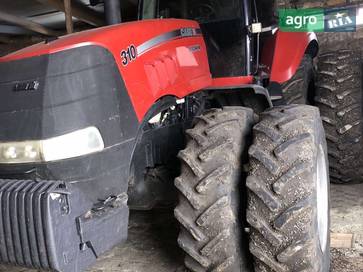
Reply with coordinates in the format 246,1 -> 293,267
329,183 -> 363,272
1,184 -> 362,272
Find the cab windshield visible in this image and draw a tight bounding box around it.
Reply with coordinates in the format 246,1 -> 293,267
140,0 -> 248,77
141,0 -> 243,24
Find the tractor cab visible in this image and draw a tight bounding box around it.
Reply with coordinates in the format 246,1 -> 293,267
139,0 -> 255,77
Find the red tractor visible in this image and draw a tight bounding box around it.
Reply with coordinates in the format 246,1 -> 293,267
0,0 -> 330,271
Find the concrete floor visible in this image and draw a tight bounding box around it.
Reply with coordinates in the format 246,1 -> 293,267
330,183 -> 363,272
330,183 -> 363,236
1,184 -> 362,272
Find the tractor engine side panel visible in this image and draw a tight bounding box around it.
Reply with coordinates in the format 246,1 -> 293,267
119,25 -> 212,121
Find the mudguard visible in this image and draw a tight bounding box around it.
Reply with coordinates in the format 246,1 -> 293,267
261,30 -> 318,84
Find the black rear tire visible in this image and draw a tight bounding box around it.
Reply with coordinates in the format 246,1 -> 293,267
282,55 -> 314,104
315,49 -> 363,184
247,105 -> 330,272
174,107 -> 254,272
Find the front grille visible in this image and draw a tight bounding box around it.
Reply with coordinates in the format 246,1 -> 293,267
0,177 -> 129,272
0,179 -> 61,269
0,167 -> 37,181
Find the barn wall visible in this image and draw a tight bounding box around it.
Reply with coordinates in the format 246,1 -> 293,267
1,1 -> 363,57
0,37 -> 42,56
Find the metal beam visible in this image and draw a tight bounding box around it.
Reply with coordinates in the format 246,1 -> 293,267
0,35 -> 43,45
0,25 -> 33,35
0,36 -> 13,44
0,11 -> 58,36
36,0 -> 104,26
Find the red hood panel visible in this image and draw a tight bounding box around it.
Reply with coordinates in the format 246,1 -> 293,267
0,19 -> 213,121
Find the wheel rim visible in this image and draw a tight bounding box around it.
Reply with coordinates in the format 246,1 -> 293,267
316,144 -> 329,253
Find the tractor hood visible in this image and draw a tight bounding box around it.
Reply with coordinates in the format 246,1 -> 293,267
0,45 -> 138,144
0,45 -> 139,201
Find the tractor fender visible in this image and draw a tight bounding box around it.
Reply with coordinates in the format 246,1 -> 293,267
247,84 -> 273,108
261,30 -> 318,84
206,82 -> 273,108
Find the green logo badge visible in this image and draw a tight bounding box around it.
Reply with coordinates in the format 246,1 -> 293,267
278,9 -> 325,32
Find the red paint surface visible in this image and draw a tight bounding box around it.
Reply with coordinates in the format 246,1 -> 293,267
261,30 -> 317,84
0,20 -> 317,121
0,19 -> 212,121
211,76 -> 254,88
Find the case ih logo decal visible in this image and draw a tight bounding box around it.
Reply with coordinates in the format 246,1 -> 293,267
136,28 -> 202,56
180,28 -> 197,37
278,7 -> 357,32
13,80 -> 40,92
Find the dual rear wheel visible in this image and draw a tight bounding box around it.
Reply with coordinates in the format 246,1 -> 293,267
175,105 -> 330,272
282,50 -> 363,184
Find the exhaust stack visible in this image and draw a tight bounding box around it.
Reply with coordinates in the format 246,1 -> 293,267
105,0 -> 122,25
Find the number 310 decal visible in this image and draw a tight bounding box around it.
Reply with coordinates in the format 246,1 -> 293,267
121,45 -> 137,66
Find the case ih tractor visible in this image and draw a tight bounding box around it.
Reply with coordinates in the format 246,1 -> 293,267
0,0 -> 330,271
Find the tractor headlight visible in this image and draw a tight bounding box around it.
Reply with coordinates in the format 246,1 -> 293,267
0,127 -> 104,164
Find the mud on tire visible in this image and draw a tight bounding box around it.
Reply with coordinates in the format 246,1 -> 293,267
315,49 -> 363,184
282,55 -> 314,104
174,107 -> 254,272
247,105 -> 330,272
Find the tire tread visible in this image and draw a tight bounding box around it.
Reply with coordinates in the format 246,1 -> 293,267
247,105 -> 330,272
315,49 -> 363,183
175,107 -> 254,271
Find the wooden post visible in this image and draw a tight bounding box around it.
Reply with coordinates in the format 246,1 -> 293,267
63,0 -> 73,34
36,0 -> 104,26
